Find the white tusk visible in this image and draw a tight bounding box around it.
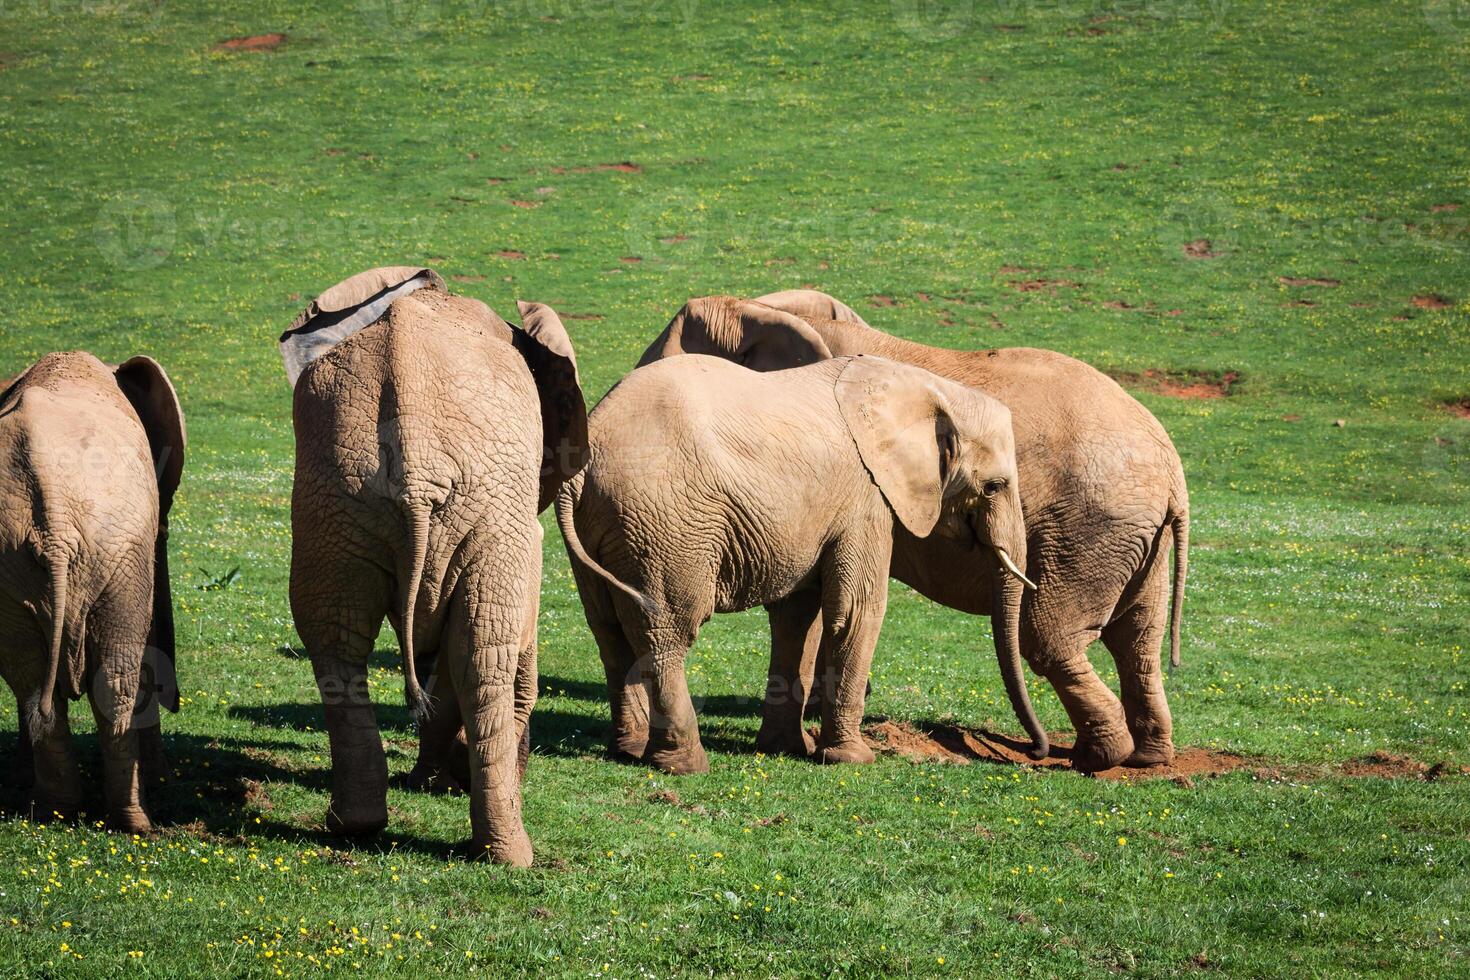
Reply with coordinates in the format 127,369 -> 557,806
993,548 -> 1039,591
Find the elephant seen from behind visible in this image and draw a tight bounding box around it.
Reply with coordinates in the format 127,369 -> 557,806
282,267 -> 586,866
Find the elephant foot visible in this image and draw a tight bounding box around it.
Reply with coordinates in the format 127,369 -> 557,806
405,763 -> 465,795
106,806 -> 153,835
645,740 -> 709,775
324,800 -> 388,836
1123,737 -> 1176,769
1070,727 -> 1135,773
473,827 -> 534,868
816,739 -> 876,766
607,733 -> 648,763
755,724 -> 816,759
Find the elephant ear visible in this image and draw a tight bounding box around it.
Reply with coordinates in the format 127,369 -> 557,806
515,301 -> 589,512
732,301 -> 834,371
279,267 -> 445,386
113,356 -> 187,710
834,356 -> 954,539
751,288 -> 873,329
636,295 -> 832,371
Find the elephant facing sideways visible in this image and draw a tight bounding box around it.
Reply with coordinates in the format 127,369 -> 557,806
0,352 -> 185,831
639,292 -> 1190,770
281,267 -> 586,866
556,351 -> 1044,775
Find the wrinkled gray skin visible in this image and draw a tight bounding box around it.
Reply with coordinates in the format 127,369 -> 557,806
639,292 -> 1190,771
0,352 -> 185,830
286,282 -> 585,866
557,351 -> 1041,774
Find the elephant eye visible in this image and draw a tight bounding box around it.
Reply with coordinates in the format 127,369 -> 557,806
982,479 -> 1006,497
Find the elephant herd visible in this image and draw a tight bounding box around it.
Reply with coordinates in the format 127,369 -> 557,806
0,266 -> 1189,867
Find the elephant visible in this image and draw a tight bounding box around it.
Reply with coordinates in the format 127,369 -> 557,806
637,291 -> 1190,771
555,350 -> 1043,775
281,267 -> 586,866
0,351 -> 185,831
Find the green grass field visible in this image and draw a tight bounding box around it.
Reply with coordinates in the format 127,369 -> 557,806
2,0 -> 1468,975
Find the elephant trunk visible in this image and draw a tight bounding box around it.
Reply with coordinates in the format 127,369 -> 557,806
981,490 -> 1048,761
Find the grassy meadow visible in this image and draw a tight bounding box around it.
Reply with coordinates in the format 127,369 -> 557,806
1,0 -> 1468,975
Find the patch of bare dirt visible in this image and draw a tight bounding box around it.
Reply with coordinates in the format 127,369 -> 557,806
619,255 -> 642,264
1411,293 -> 1452,309
451,274 -> 485,283
660,234 -> 689,244
215,33 -> 286,51
240,778 -> 274,811
868,294 -> 898,307
1112,368 -> 1240,399
548,161 -> 641,174
672,73 -> 713,82
509,199 -> 541,209
1010,278 -> 1081,292
1279,276 -> 1341,287
495,249 -> 526,260
1430,203 -> 1460,213
863,720 -> 1250,782
1444,398 -> 1470,419
1183,239 -> 1219,259
1284,299 -> 1316,308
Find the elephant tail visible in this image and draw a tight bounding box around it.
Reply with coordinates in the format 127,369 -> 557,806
1167,505 -> 1189,671
555,482 -> 658,620
33,548 -> 69,738
398,501 -> 432,723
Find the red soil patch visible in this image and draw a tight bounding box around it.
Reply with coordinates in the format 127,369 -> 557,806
1430,203 -> 1460,213
619,255 -> 642,264
1183,239 -> 1219,259
1338,751 -> 1444,780
864,720 -> 1248,782
548,161 -> 641,175
1411,293 -> 1452,309
1284,300 -> 1316,308
1280,276 -> 1340,287
495,250 -> 526,260
486,177 -> 507,184
510,200 -> 541,209
868,294 -> 898,307
672,73 -> 713,82
1113,368 -> 1240,399
451,274 -> 485,283
1010,278 -> 1081,292
660,234 -> 689,244
215,33 -> 286,51
1444,398 -> 1470,419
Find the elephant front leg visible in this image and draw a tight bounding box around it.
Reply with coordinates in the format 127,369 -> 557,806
406,663 -> 468,795
1024,621 -> 1134,772
756,592 -> 821,758
89,698 -> 151,834
311,653 -> 388,835
25,696 -> 82,821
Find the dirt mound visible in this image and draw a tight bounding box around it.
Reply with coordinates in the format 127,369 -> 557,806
215,33 -> 286,51
1338,751 -> 1456,780
1111,368 -> 1239,399
1010,278 -> 1081,292
1183,239 -> 1219,259
863,720 -> 1249,782
1445,398 -> 1470,419
1412,293 -> 1452,309
548,162 -> 641,174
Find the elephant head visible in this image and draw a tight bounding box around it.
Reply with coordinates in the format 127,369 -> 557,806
835,356 -> 1047,759
111,357 -> 187,711
637,296 -> 833,372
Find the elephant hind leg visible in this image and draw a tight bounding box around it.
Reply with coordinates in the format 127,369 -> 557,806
84,579 -> 155,833
292,554 -> 392,837
1103,530 -> 1175,767
756,591 -> 821,759
569,558 -> 649,761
